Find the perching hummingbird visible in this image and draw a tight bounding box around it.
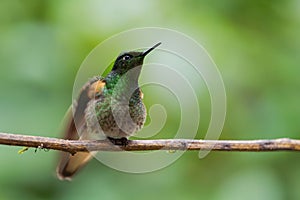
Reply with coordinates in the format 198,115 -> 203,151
56,42 -> 161,180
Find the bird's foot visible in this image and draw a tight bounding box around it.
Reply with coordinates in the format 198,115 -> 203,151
107,137 -> 129,146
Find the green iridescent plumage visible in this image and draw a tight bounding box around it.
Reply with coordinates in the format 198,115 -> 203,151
85,43 -> 161,139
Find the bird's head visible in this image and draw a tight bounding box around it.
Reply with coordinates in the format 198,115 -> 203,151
112,42 -> 161,74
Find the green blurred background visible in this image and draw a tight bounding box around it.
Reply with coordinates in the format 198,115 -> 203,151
0,0 -> 300,199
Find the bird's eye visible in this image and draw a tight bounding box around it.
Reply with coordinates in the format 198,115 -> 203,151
122,55 -> 132,61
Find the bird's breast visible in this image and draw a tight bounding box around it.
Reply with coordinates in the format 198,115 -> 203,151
85,92 -> 146,138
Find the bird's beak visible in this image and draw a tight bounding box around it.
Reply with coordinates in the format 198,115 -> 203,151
141,42 -> 162,57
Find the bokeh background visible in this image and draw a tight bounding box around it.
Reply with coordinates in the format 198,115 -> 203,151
0,0 -> 300,199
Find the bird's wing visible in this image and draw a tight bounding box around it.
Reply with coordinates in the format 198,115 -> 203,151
56,76 -> 105,180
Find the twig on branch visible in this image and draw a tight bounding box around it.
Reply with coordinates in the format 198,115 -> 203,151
0,132 -> 299,155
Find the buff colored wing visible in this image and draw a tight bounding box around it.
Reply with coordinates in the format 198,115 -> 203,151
56,77 -> 105,180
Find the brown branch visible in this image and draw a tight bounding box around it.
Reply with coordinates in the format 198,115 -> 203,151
0,132 -> 300,154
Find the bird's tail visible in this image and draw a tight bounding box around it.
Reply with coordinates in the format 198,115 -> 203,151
56,106 -> 94,181
56,151 -> 94,180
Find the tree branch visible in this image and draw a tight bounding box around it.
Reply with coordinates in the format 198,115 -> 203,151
0,132 -> 300,154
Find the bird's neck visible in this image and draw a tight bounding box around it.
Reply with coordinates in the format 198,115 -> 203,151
105,68 -> 141,95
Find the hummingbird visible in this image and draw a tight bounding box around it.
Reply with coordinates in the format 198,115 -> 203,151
56,42 -> 161,180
